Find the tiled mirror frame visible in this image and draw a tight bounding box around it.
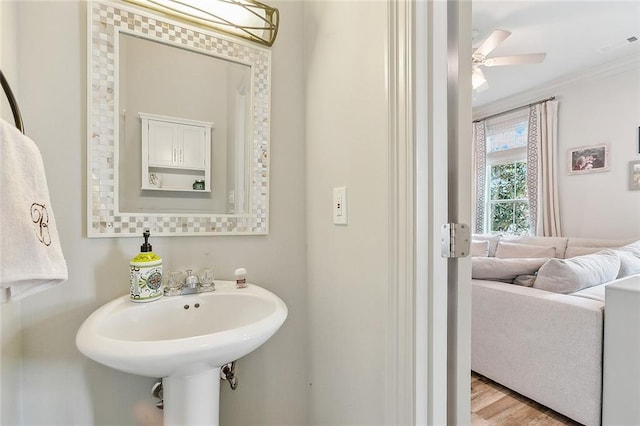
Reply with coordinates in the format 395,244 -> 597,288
87,1 -> 270,237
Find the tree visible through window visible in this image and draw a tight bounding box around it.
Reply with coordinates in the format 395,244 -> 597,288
489,161 -> 529,234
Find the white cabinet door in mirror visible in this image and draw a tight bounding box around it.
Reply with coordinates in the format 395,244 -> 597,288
147,121 -> 177,167
180,126 -> 207,170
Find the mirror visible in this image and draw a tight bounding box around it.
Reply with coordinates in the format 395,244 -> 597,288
118,33 -> 251,215
88,1 -> 270,236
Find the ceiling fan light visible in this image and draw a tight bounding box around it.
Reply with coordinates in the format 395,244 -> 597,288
472,68 -> 487,90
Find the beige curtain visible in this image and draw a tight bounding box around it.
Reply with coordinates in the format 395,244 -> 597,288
527,100 -> 562,236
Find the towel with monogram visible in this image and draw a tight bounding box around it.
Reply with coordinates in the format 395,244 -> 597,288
0,118 -> 67,302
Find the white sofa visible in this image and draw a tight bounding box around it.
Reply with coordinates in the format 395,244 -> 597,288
471,235 -> 640,426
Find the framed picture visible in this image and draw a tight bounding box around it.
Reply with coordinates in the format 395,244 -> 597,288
630,160 -> 640,191
568,144 -> 609,175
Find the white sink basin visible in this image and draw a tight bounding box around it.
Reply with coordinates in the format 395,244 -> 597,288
76,281 -> 287,377
76,281 -> 287,425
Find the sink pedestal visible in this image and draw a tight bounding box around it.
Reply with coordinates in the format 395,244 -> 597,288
164,368 -> 221,426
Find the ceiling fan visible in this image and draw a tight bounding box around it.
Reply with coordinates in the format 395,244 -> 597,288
472,29 -> 546,92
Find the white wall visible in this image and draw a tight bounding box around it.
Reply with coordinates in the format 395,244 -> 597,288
0,2 -> 24,424
13,1 -> 307,425
474,57 -> 640,239
556,64 -> 640,238
304,1 -> 390,424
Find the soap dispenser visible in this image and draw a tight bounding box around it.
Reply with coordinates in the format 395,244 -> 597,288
129,230 -> 163,302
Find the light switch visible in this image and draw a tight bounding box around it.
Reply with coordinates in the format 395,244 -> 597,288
333,186 -> 347,225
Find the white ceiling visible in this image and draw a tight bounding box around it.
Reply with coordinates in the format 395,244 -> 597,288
471,0 -> 640,107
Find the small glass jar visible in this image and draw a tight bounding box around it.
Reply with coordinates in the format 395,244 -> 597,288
199,268 -> 215,292
164,270 -> 185,296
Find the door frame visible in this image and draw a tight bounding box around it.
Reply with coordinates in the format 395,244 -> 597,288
386,1 -> 472,424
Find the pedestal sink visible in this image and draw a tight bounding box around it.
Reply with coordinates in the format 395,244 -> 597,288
76,281 -> 287,425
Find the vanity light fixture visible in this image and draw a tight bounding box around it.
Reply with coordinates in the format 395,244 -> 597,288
123,0 -> 279,46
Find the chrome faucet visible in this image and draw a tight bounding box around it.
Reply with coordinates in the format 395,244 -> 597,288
181,270 -> 199,295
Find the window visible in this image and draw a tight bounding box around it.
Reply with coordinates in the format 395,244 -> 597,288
474,100 -> 560,237
484,109 -> 530,235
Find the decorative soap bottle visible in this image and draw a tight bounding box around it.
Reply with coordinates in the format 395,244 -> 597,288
130,230 -> 163,302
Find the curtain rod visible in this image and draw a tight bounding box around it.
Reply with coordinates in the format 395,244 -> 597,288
473,96 -> 556,123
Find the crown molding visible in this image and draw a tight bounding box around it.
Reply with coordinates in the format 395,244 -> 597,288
473,53 -> 640,121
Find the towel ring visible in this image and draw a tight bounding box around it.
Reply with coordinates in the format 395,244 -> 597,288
0,69 -> 25,134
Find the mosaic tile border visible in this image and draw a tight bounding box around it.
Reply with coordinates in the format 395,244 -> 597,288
88,1 -> 270,237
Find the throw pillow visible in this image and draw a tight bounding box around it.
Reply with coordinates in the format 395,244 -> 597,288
495,241 -> 557,259
565,246 -> 604,258
471,240 -> 490,257
506,236 -> 568,258
472,234 -> 501,257
567,237 -> 636,248
472,257 -> 549,282
533,249 -> 621,294
614,240 -> 640,278
513,274 -> 537,287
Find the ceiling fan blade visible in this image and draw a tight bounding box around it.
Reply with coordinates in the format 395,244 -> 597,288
474,29 -> 511,57
484,53 -> 546,67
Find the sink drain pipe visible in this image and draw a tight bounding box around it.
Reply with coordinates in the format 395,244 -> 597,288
152,379 -> 164,409
151,361 -> 238,409
220,361 -> 238,390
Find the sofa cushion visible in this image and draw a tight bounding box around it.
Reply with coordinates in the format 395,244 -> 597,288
614,241 -> 640,278
472,234 -> 501,257
571,283 -> 607,302
495,241 -> 557,259
471,240 -> 490,257
566,237 -> 636,248
472,257 -> 549,282
565,246 -> 605,258
533,250 -> 621,294
571,273 -> 640,302
502,235 -> 568,258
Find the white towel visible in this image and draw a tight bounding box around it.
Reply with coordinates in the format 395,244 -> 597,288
0,118 -> 68,302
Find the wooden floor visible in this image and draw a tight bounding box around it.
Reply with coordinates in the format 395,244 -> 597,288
471,372 -> 582,426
